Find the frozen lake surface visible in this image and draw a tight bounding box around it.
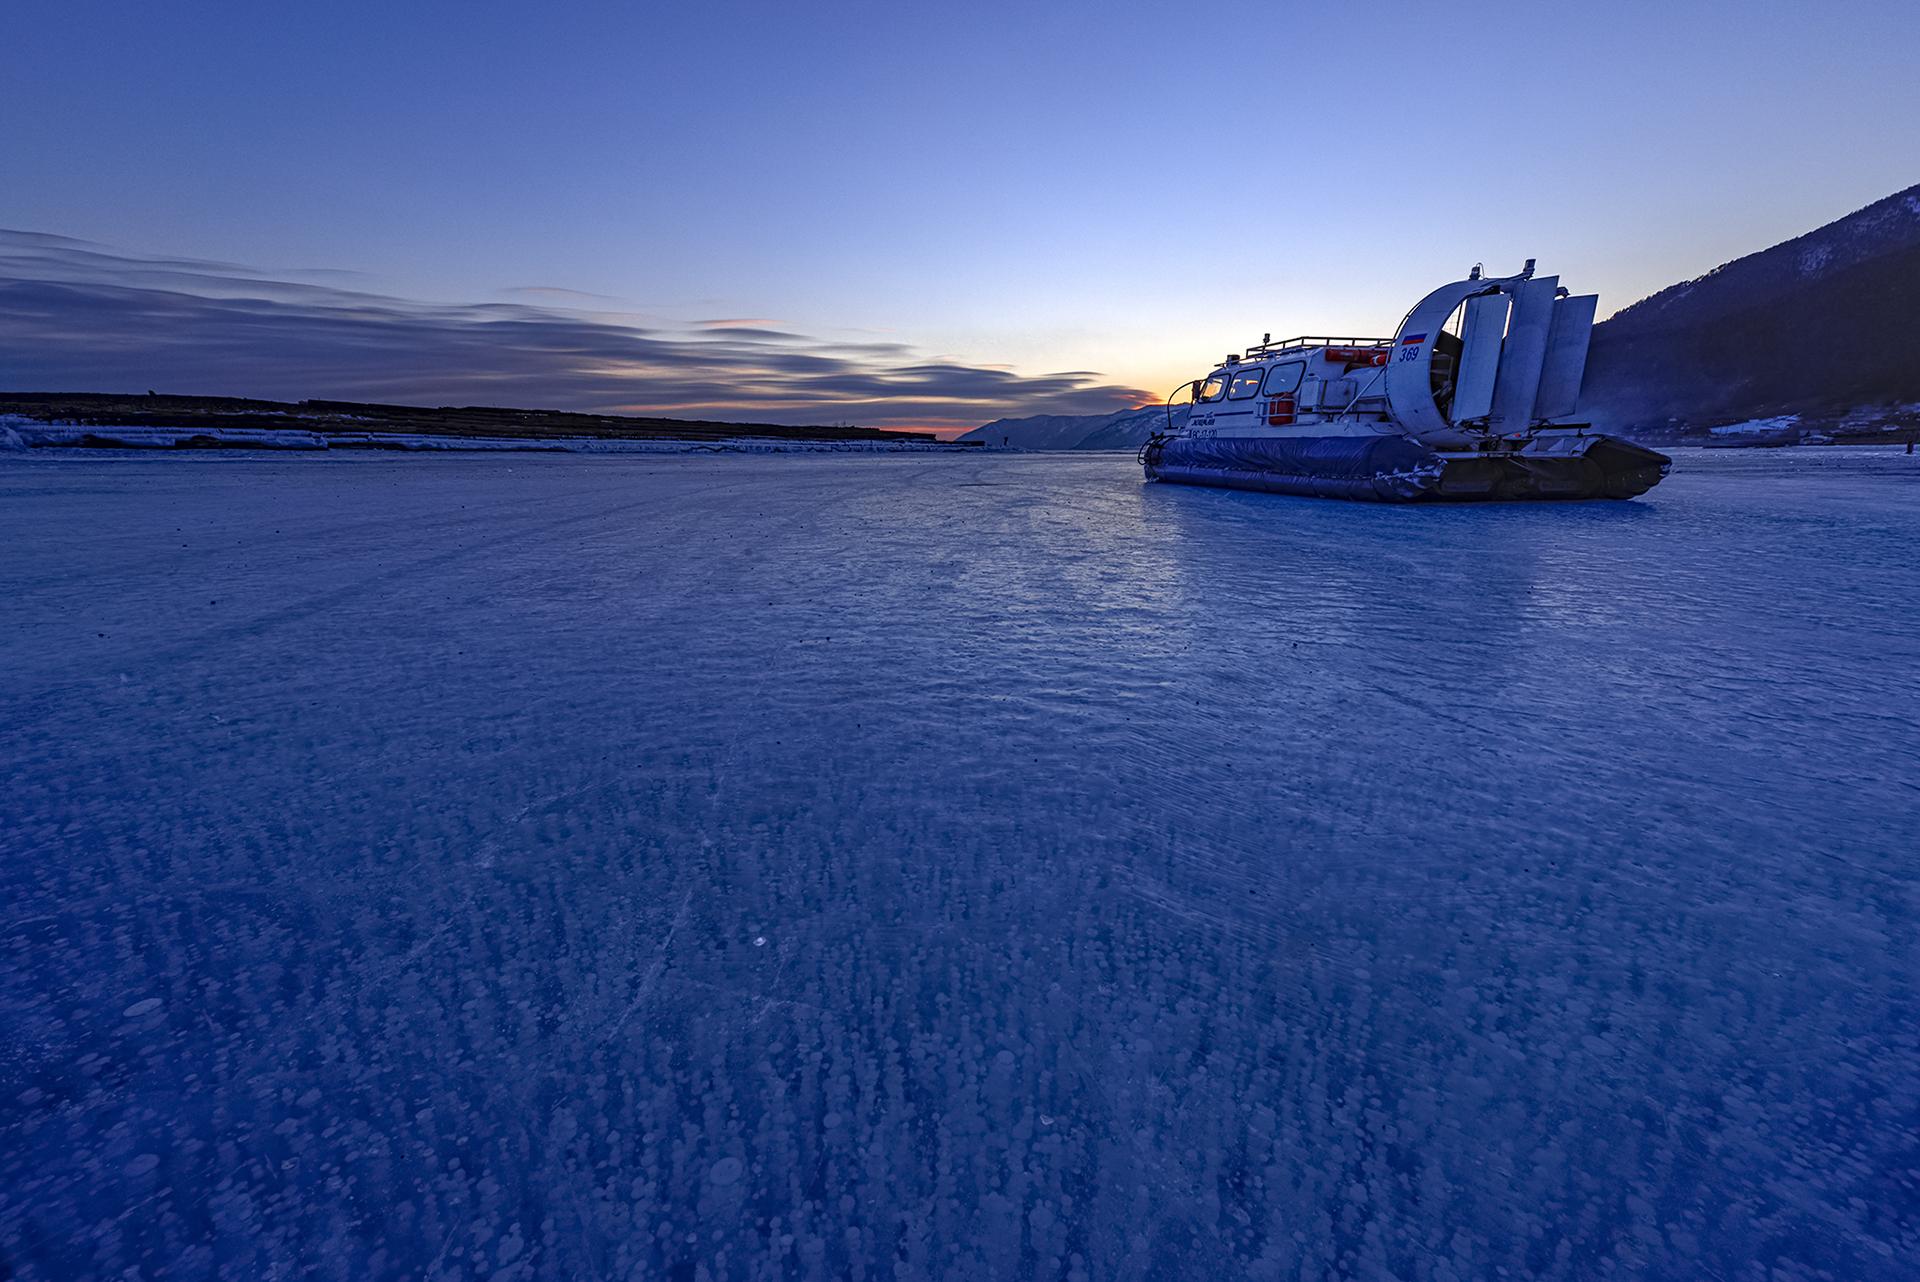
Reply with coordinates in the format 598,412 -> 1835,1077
3,448 -> 1916,1280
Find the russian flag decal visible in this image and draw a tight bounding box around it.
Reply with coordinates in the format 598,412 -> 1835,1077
1401,333 -> 1427,345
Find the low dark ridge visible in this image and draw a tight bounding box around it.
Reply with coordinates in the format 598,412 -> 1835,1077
0,392 -> 932,443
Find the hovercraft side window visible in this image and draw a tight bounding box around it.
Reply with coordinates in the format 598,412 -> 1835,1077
1261,361 -> 1305,396
1197,375 -> 1229,402
1228,370 -> 1266,400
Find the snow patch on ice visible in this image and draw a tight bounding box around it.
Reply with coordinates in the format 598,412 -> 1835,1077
1709,414 -> 1800,436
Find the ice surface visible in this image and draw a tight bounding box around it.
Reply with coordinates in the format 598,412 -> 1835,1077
2,448 -> 1917,1279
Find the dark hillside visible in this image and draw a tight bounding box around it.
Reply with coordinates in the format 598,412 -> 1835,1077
1585,184 -> 1920,433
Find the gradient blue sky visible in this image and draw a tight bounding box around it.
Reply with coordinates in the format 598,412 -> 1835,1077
5,0 -> 1918,431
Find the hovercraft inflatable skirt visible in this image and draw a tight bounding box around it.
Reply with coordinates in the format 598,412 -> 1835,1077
1141,433 -> 1669,503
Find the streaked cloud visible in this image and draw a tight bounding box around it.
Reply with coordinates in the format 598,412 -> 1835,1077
0,231 -> 1148,433
498,284 -> 622,302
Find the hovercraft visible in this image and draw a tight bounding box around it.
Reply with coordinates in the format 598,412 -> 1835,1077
1140,262 -> 1669,502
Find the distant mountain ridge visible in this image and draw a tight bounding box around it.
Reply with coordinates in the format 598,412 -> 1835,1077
1582,182 -> 1920,433
959,405 -> 1183,451
1604,185 -> 1920,330
965,182 -> 1920,448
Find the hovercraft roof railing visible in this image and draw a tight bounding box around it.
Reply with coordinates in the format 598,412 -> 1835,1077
1239,335 -> 1394,358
